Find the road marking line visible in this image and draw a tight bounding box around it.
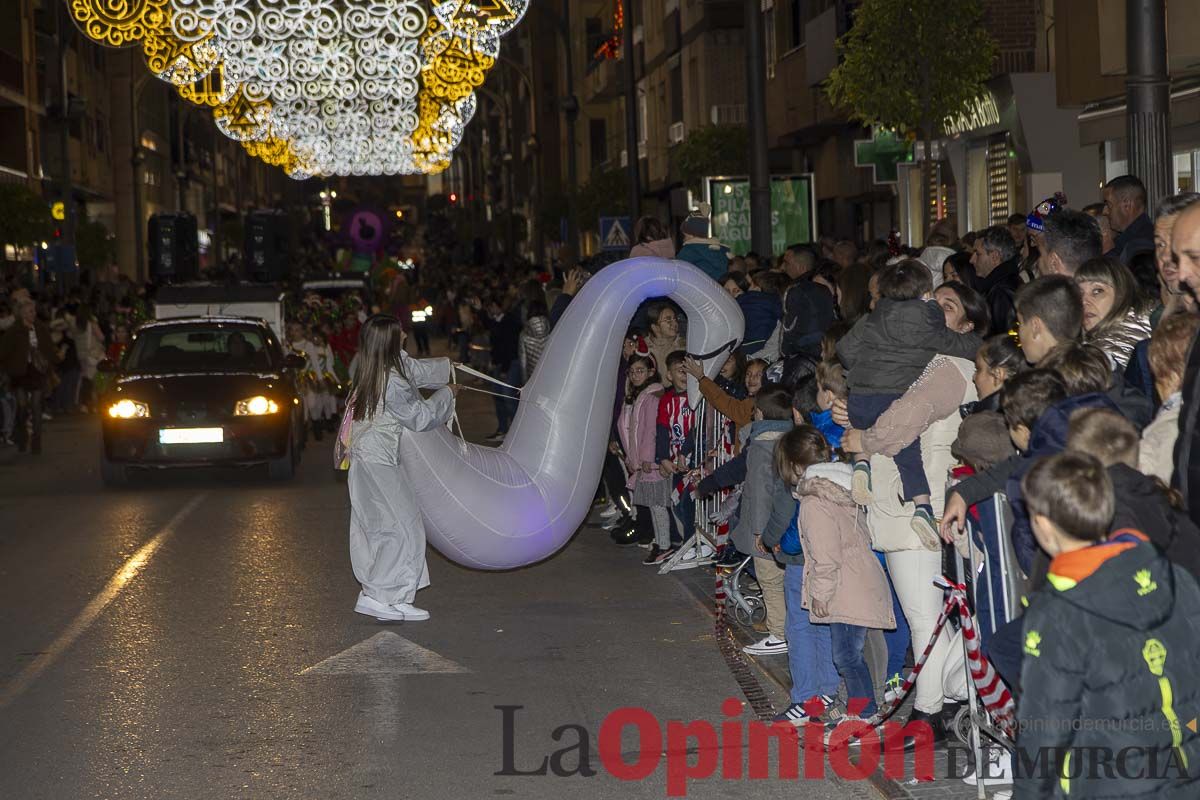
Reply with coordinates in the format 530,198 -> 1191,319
0,493 -> 208,710
300,632 -> 470,676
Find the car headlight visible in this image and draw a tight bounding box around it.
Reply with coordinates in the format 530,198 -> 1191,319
108,399 -> 150,419
235,395 -> 280,416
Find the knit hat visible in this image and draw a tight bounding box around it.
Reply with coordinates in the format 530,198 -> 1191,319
680,202 -> 712,239
1026,192 -> 1067,232
952,411 -> 1016,470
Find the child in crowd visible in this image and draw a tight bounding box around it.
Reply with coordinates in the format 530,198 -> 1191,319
616,353 -> 665,558
837,259 -> 981,545
1014,451 -> 1200,799
1067,407 -> 1200,578
644,351 -> 695,564
1142,313 -> 1200,482
768,425 -> 895,724
518,300 -> 551,385
645,303 -> 686,381
1014,275 -> 1084,366
732,387 -> 799,656
964,333 -> 1026,416
812,360 -> 847,451
686,356 -> 767,435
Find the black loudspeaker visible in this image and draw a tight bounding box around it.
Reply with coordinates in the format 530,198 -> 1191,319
148,213 -> 199,283
244,210 -> 291,282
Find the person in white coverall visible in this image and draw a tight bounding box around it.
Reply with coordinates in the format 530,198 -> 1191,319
347,314 -> 459,622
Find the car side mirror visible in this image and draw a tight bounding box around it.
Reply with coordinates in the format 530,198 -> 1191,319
284,353 -> 307,369
97,358 -> 117,373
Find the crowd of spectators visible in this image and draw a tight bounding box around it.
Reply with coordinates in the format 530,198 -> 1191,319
557,176 -> 1200,795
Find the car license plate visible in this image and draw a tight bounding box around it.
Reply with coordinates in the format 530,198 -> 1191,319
159,428 -> 224,445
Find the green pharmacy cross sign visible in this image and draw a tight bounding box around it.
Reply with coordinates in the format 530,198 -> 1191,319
854,128 -> 913,185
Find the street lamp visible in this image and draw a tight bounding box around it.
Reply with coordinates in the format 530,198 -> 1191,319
319,188 -> 336,231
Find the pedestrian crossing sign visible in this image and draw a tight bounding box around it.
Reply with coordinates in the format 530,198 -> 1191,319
599,216 -> 632,251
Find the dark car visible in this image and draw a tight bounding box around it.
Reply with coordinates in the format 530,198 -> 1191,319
98,316 -> 307,486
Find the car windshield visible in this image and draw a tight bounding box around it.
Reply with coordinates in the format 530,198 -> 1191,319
125,325 -> 274,372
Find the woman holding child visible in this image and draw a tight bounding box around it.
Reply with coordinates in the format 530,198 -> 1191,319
835,273 -> 991,741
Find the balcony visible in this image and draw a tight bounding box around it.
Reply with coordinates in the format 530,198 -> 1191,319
585,55 -> 622,101
710,104 -> 746,125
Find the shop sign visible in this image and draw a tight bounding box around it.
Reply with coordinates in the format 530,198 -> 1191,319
943,92 -> 1001,136
706,175 -> 815,256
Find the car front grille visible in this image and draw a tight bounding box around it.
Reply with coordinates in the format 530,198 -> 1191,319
175,401 -> 211,423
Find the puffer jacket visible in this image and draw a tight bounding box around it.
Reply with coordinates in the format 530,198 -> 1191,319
617,382 -> 664,491
1108,463 -> 1200,579
781,280 -> 836,358
1085,307 -> 1153,370
737,290 -> 782,355
730,419 -> 793,556
518,315 -> 550,383
1014,531 -> 1200,799
630,238 -> 676,260
796,462 -> 896,629
1005,392 -> 1122,574
837,297 -> 981,395
676,238 -> 731,282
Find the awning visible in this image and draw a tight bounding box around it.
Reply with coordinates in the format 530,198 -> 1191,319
1077,79 -> 1200,147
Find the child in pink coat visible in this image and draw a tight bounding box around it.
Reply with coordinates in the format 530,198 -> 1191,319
617,353 -> 665,556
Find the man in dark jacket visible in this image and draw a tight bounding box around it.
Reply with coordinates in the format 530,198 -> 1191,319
969,225 -> 1022,336
1103,174 -> 1155,265
482,293 -> 523,441
1168,202 -> 1200,527
779,246 -> 835,358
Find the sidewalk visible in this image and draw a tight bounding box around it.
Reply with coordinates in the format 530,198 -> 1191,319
667,554 -> 1008,800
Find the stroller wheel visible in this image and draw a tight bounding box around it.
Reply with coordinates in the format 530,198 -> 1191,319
950,704 -> 974,747
749,602 -> 767,625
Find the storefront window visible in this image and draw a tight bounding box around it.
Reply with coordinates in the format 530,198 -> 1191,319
967,144 -> 988,232
1174,151 -> 1194,193
986,133 -> 1015,225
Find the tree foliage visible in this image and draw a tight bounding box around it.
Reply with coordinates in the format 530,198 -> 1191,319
75,218 -> 117,271
674,124 -> 748,193
826,0 -> 995,234
573,168 -> 629,234
826,0 -> 996,140
0,184 -> 53,250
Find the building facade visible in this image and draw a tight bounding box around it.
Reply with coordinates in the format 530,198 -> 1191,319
0,0 -> 291,282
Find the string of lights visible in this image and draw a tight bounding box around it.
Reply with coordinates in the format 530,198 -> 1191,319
65,0 -> 529,178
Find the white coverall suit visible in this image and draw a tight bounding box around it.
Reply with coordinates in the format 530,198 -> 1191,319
348,353 -> 455,604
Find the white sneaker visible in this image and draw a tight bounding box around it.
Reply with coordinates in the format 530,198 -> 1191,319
961,748 -> 1013,786
389,602 -> 430,621
743,634 -> 788,655
354,592 -> 408,621
599,504 -> 621,519
354,593 -> 430,622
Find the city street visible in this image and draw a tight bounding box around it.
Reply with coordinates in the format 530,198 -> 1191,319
0,385 -> 877,800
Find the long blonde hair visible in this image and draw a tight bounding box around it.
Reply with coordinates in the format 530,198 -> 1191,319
352,314 -> 409,421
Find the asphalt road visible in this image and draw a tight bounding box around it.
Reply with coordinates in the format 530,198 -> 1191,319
0,367 -> 879,800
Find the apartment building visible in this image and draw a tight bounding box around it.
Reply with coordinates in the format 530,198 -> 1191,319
1,0 -> 288,279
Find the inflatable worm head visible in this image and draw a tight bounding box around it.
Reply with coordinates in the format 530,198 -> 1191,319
399,257 -> 744,570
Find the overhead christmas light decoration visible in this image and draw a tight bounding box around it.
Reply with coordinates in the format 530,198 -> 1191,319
66,0 -> 529,177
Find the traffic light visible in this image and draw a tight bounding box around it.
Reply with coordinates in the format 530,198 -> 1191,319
448,192 -> 458,205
